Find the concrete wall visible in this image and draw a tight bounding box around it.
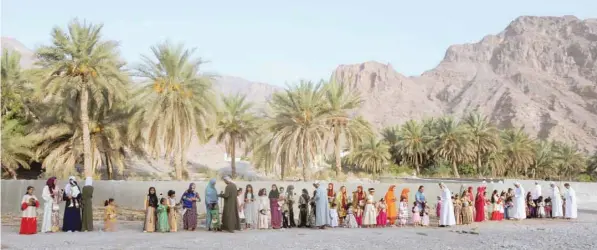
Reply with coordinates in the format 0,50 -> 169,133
2,179 -> 596,215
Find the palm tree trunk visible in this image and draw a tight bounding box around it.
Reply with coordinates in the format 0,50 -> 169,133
104,152 -> 112,180
280,154 -> 285,180
415,153 -> 421,176
302,144 -> 309,181
334,133 -> 341,176
230,137 -> 237,179
174,151 -> 183,180
80,87 -> 93,178
476,152 -> 482,177
452,160 -> 460,178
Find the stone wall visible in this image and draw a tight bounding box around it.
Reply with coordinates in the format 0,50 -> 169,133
2,179 -> 596,215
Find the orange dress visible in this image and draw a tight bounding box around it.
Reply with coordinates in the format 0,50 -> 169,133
385,186 -> 397,224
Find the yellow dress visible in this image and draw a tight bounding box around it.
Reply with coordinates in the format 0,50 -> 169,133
167,198 -> 178,232
104,205 -> 117,232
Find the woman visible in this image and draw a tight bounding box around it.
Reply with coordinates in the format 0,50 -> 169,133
400,188 -> 410,202
298,188 -> 310,227
257,188 -> 270,229
415,185 -> 426,215
268,184 -> 282,229
474,186 -> 486,222
205,178 -> 218,230
353,186 -> 366,209
467,186 -> 475,218
63,176 -> 82,232
334,186 -> 348,225
20,186 -> 39,235
461,190 -> 473,225
182,183 -> 200,231
81,177 -> 94,231
385,185 -> 397,226
41,177 -> 62,233
244,184 -> 258,229
286,185 -> 296,228
143,187 -> 158,232
362,188 -> 377,228
327,183 -> 335,206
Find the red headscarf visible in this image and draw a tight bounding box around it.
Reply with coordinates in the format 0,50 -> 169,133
467,186 -> 474,201
327,183 -> 335,197
400,188 -> 410,201
46,177 -> 57,197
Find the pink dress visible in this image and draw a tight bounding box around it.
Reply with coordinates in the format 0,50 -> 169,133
411,206 -> 421,224
376,204 -> 387,226
436,200 -> 442,217
355,209 -> 363,226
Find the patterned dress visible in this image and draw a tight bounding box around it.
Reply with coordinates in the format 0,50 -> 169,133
157,204 -> 170,232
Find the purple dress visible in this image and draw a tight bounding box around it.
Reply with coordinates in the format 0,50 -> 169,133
270,198 -> 282,229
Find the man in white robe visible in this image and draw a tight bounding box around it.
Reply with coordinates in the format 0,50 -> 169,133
438,183 -> 455,227
550,182 -> 563,218
512,182 -> 526,220
313,182 -> 330,229
563,183 -> 578,219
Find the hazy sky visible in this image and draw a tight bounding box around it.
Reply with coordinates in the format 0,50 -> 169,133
2,0 -> 595,86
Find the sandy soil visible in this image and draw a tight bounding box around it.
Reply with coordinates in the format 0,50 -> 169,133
2,213 -> 596,250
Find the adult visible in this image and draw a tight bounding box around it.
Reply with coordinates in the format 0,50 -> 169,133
438,183 -> 455,227
531,181 -> 542,217
334,186 -> 348,225
550,182 -> 563,218
41,177 -> 61,233
298,189 -> 310,227
327,183 -> 335,206
474,186 -> 486,222
415,185 -> 426,211
182,183 -> 200,231
353,186 -> 366,210
81,177 -> 94,231
205,178 -> 218,230
313,181 -> 330,229
244,184 -> 258,229
219,176 -> 240,233
563,183 -> 577,219
385,185 -> 397,225
268,184 -> 282,229
20,186 -> 39,235
143,187 -> 158,232
286,185 -> 297,228
512,182 -> 526,220
63,176 -> 82,232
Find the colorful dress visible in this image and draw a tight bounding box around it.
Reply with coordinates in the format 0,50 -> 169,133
334,190 -> 348,221
355,207 -> 363,226
411,206 -> 421,224
181,191 -> 200,230
474,189 -> 486,222
143,195 -> 158,232
167,197 -> 178,232
41,184 -> 62,233
104,204 -> 117,232
385,186 -> 397,225
156,204 -> 170,232
398,201 -> 409,226
345,207 -> 358,228
20,194 -> 39,235
461,197 -> 473,225
453,198 -> 462,224
421,209 -> 430,226
362,194 -> 377,226
491,197 -> 504,221
376,203 -> 387,226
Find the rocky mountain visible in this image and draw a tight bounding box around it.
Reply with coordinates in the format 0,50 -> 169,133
332,15 -> 597,152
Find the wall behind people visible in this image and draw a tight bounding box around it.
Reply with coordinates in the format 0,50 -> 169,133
2,179 -> 596,215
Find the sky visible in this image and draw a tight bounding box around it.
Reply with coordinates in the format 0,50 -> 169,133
1,0 -> 596,86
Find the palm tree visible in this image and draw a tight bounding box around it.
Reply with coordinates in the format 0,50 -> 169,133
324,80 -> 371,175
35,19 -> 129,179
381,126 -> 400,164
586,151 -> 597,181
397,120 -> 432,175
1,119 -> 36,179
128,41 -> 216,180
434,117 -> 473,178
1,49 -> 32,121
532,141 -> 556,179
553,143 -> 586,181
215,94 -> 259,179
269,81 -> 330,180
500,128 -> 535,177
464,112 -> 499,176
347,137 -> 391,173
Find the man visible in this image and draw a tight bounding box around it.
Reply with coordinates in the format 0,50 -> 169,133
563,183 -> 577,219
531,182 -> 542,217
218,176 -> 240,233
512,182 -> 526,220
550,182 -> 563,218
438,183 -> 455,227
313,181 -> 330,229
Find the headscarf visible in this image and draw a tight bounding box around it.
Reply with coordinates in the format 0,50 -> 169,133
46,177 -> 57,194
286,185 -> 294,196
400,188 -> 410,201
385,185 -> 396,202
467,186 -> 474,201
268,185 -> 280,199
205,178 -> 218,204
245,184 -> 255,200
327,183 -> 335,197
223,175 -> 233,183
147,187 -> 158,208
301,188 -> 310,203
185,183 -> 196,194
84,177 -> 92,186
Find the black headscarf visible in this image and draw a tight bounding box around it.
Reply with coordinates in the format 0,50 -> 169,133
301,188 -> 310,201
147,187 -> 158,208
268,185 -> 280,199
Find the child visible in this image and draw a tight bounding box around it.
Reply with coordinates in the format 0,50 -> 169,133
20,186 -> 39,235
167,190 -> 178,232
104,198 -> 117,232
537,196 -> 546,218
157,198 -> 170,232
237,188 -> 246,227
69,181 -> 81,208
545,197 -> 552,218
526,192 -> 535,218
329,203 -> 339,228
345,203 -> 358,228
505,196 -> 514,220
398,197 -> 409,227
376,198 -> 387,228
257,188 -> 269,230
421,203 -> 430,226
435,196 -> 442,218
411,202 -> 421,226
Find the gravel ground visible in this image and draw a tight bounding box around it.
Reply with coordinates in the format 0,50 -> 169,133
2,212 -> 597,250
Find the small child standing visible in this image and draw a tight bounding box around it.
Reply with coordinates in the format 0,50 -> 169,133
435,196 -> 442,219
537,196 -> 546,218
104,198 -> 117,232
421,203 -> 430,226
355,206 -> 363,228
237,188 -> 246,227
545,197 -> 552,218
329,203 -> 339,228
398,197 -> 409,227
157,198 -> 170,233
345,203 -> 358,228
376,198 -> 387,227
411,202 -> 421,226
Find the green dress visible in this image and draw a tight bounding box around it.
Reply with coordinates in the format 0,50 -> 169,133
157,204 -> 170,232
81,186 -> 94,231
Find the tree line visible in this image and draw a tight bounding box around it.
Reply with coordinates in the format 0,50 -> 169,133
1,19 -> 596,182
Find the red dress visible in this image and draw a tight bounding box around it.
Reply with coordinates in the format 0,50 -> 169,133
474,188 -> 486,222
490,197 -> 504,221
20,194 -> 40,235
